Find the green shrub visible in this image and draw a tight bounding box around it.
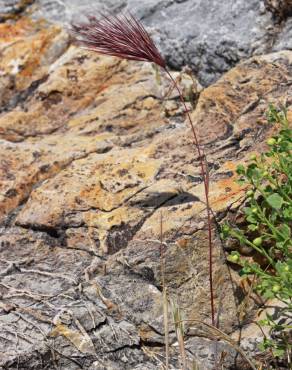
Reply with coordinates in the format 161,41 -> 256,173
222,104 -> 292,367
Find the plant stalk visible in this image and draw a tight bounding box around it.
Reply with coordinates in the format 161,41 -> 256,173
163,68 -> 215,326
160,211 -> 169,370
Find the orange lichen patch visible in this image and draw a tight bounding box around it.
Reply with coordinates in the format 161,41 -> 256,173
18,26 -> 61,78
0,22 -> 62,90
0,18 -> 35,42
176,237 -> 189,248
210,161 -> 247,211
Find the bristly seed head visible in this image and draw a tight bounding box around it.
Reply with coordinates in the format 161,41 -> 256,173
71,13 -> 166,68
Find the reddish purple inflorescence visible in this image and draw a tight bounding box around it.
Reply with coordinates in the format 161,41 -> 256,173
71,13 -> 166,68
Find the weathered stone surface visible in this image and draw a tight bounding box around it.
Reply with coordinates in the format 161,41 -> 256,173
14,0 -> 292,85
0,20 -> 163,222
264,0 -> 292,20
0,18 -> 69,110
0,18 -> 292,370
0,0 -> 34,21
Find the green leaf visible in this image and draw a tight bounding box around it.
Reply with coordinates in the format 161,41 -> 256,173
263,290 -> 275,299
258,342 -> 265,351
266,313 -> 274,321
283,206 -> 292,221
227,251 -> 241,264
266,193 -> 284,210
276,241 -> 286,252
246,167 -> 261,181
246,215 -> 257,224
236,178 -> 246,186
258,319 -> 269,326
278,224 -> 291,238
270,211 -> 278,223
248,224 -> 258,231
243,207 -> 252,215
273,348 -> 285,358
236,164 -> 245,175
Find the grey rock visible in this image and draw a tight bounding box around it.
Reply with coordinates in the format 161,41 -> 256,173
185,337 -> 237,369
0,0 -> 19,13
0,0 -> 34,20
0,228 -> 160,369
264,0 -> 292,20
27,0 -> 291,85
273,17 -> 292,51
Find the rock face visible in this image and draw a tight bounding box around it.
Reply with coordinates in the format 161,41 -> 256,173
5,0 -> 292,85
0,15 -> 292,370
0,0 -> 34,21
264,0 -> 292,20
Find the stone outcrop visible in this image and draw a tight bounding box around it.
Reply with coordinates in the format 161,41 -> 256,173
2,0 -> 292,85
264,0 -> 292,20
0,15 -> 291,370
